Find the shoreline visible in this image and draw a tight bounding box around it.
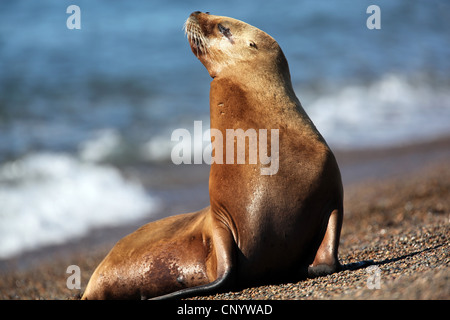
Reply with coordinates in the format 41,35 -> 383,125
0,135 -> 449,299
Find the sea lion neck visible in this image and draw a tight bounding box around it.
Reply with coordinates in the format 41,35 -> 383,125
209,69 -> 316,133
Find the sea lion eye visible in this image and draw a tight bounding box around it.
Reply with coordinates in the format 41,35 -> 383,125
218,23 -> 232,38
249,41 -> 258,49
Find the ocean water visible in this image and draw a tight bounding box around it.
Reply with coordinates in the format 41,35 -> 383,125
0,0 -> 449,259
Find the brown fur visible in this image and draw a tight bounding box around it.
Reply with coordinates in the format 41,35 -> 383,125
82,12 -> 343,299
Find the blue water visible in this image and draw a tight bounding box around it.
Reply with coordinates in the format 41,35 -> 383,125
1,0 -> 449,258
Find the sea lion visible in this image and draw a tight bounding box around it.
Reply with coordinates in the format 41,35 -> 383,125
81,11 -> 343,300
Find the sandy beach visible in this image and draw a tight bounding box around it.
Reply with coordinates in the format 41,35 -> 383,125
0,136 -> 448,300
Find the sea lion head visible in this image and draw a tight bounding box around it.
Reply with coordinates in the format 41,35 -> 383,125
185,11 -> 286,78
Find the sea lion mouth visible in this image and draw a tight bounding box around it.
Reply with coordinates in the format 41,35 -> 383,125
184,16 -> 209,57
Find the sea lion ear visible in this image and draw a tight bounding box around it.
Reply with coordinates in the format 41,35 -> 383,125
249,41 -> 258,49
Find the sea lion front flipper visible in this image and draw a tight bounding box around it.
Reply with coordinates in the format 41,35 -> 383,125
151,222 -> 236,300
308,208 -> 343,277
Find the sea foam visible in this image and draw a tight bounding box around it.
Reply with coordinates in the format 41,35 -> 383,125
0,152 -> 158,259
304,74 -> 450,148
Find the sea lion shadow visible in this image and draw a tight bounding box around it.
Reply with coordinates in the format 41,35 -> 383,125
341,243 -> 444,272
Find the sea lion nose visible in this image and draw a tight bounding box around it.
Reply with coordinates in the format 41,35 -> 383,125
191,11 -> 211,17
